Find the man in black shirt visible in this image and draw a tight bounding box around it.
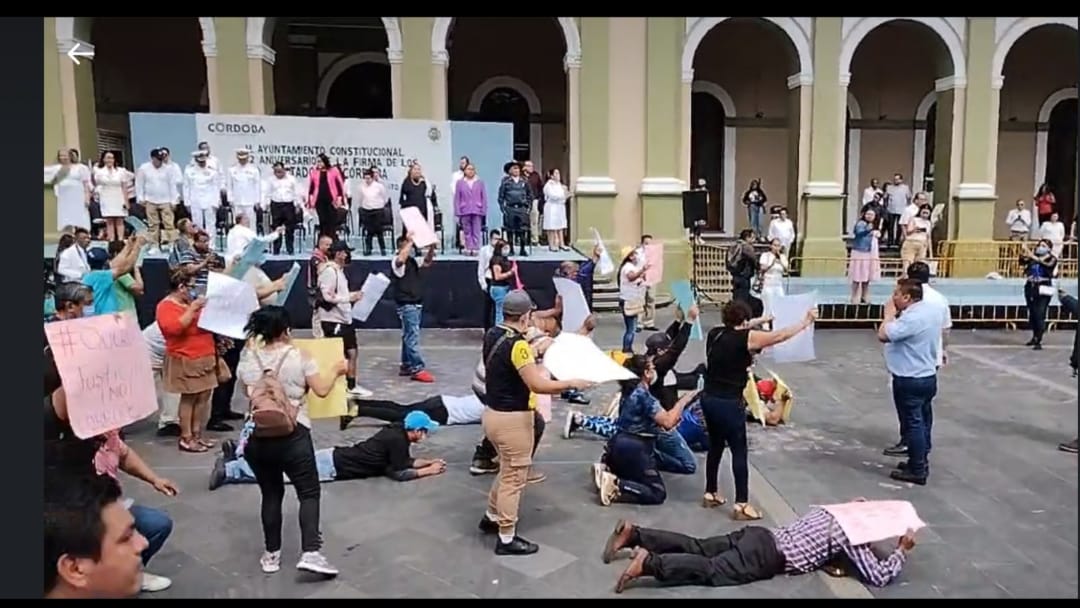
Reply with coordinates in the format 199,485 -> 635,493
392,233 -> 435,383
210,411 -> 446,489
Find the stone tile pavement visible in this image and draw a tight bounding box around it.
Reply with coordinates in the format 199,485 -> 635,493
118,316 -> 1077,598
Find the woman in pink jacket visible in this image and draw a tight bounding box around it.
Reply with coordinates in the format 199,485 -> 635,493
308,153 -> 346,239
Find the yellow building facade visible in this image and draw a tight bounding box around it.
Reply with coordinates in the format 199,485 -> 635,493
45,17 -> 1078,279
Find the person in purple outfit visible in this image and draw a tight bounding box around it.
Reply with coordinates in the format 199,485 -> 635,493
454,162 -> 488,256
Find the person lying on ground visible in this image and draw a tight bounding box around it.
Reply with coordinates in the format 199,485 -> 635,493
340,393 -> 485,429
592,355 -> 700,506
603,503 -> 916,592
210,411 -> 445,490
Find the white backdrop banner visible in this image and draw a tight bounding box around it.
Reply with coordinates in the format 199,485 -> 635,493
194,115 -> 453,233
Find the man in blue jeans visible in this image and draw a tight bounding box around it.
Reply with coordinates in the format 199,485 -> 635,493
877,278 -> 945,485
391,233 -> 436,383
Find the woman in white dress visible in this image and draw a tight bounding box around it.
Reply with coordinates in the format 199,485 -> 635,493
45,148 -> 93,232
92,151 -> 133,241
1040,211 -> 1066,259
542,168 -> 570,252
757,238 -> 788,325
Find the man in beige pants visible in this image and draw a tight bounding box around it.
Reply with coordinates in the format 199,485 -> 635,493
477,290 -> 590,555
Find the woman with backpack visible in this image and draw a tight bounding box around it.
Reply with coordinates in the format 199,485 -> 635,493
236,306 -> 348,577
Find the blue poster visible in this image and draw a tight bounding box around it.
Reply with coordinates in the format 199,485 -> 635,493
228,239 -> 268,280
671,280 -> 703,340
274,263 -> 302,307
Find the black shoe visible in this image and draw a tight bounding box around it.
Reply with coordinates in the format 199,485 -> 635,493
221,439 -> 238,462
563,390 -> 591,406
1032,343 -> 1043,351
208,456 -> 226,491
156,424 -> 181,438
206,419 -> 233,432
470,458 -> 499,475
1025,338 -> 1037,346
222,411 -> 245,421
495,536 -> 540,556
894,460 -> 930,474
889,469 -> 927,486
882,443 -> 908,457
339,415 -> 354,431
478,516 -> 499,534
1059,438 -> 1079,454
518,249 -> 529,257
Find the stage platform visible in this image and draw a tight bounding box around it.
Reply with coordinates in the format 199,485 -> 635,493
44,244 -> 589,330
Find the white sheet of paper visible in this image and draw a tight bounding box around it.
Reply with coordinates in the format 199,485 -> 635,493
768,291 -> 816,363
591,227 -> 615,276
351,273 -> 391,322
198,272 -> 260,339
553,277 -> 590,333
816,500 -> 927,546
543,333 -> 637,384
400,206 -> 437,249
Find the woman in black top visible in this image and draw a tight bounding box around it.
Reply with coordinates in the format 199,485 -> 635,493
1020,238 -> 1058,350
700,300 -> 816,520
399,162 -> 430,227
488,239 -> 517,324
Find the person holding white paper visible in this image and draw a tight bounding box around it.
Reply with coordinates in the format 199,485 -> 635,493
391,233 -> 436,384
605,502 -> 916,592
1019,238 -> 1058,350
700,300 -> 816,520
315,241 -> 370,397
756,239 -> 788,327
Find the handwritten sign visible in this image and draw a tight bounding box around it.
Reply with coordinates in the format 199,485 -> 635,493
553,277 -> 590,333
816,500 -> 927,546
352,273 -> 391,322
274,263 -> 302,307
45,313 -> 157,439
671,280 -> 703,340
769,291 -> 817,363
544,333 -> 637,384
228,238 -> 268,280
643,243 -> 664,286
293,338 -> 348,419
198,272 -> 260,339
591,227 -> 615,276
400,206 -> 437,249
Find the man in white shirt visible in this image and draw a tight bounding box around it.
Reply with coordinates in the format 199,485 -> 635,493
227,149 -> 263,236
897,191 -> 929,247
861,178 -> 882,205
263,161 -> 302,255
343,393 -> 486,430
225,212 -> 282,262
478,229 -> 502,329
1004,199 -> 1033,241
884,173 -> 912,247
316,241 -> 370,397
136,148 -> 181,253
56,227 -> 92,282
767,206 -> 796,253
183,150 -> 224,235
882,260 -> 951,460
143,321 -> 181,437
191,141 -> 221,173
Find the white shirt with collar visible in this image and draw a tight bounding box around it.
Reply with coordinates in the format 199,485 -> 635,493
56,245 -> 91,282
264,174 -> 302,207
1005,208 -> 1032,234
189,155 -> 221,174
767,217 -> 795,250
225,223 -> 280,260
921,283 -> 952,366
228,163 -> 263,208
862,186 -> 881,205
477,243 -> 494,291
183,165 -> 223,211
136,162 -> 177,203
899,202 -> 921,227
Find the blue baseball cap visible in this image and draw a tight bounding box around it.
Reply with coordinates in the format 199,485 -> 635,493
403,411 -> 439,433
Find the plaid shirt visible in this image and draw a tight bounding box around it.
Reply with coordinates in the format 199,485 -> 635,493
770,508 -> 906,587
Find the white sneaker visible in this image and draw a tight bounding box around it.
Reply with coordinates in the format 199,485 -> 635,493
599,472 -> 620,506
297,551 -> 339,576
347,385 -> 373,398
592,463 -> 607,491
140,572 -> 172,592
260,550 -> 281,574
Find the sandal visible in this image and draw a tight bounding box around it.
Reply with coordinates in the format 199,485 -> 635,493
179,438 -> 208,453
196,437 -> 216,448
732,503 -> 763,521
702,492 -> 727,508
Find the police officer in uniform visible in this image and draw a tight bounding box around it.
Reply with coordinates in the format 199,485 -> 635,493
498,162 -> 532,257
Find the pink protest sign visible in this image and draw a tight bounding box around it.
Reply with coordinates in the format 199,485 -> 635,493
400,206 -> 438,249
45,313 -> 157,439
644,243 -> 664,286
817,500 -> 926,546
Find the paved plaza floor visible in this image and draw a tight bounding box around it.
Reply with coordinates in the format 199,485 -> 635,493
119,316 -> 1079,598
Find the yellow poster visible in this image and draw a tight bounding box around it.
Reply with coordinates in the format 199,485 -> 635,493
743,376 -> 767,426
292,338 -> 348,419
771,372 -> 796,423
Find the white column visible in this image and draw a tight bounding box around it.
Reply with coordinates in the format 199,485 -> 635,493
431,50 -> 448,122
247,43 -> 276,115
565,53 -> 582,185
202,38 -> 220,113
388,49 -> 404,119
56,37 -> 92,147
679,69 -> 693,187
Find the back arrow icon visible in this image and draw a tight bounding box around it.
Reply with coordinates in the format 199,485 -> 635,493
67,42 -> 94,65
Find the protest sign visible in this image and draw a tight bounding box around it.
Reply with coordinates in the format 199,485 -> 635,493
198,272 -> 260,339
544,333 -> 637,384
293,338 -> 348,419
816,500 -> 927,546
670,280 -> 703,340
274,263 -> 302,307
643,243 -> 664,286
351,273 -> 391,322
769,291 -> 817,363
400,206 -> 438,249
591,227 -> 615,276
553,277 -> 590,333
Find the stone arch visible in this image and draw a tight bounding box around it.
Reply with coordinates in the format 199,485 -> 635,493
692,81 -> 737,231
431,17 -> 582,66
56,16 -> 217,55
839,18 -> 966,82
467,76 -> 542,114
246,17 -> 403,58
681,17 -> 813,82
316,52 -> 390,109
992,17 -> 1078,83
1034,86 -> 1078,194
912,90 -> 937,193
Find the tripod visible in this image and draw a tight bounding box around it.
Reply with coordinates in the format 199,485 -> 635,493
688,220 -> 720,305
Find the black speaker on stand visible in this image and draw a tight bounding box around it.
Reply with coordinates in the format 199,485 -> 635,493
681,190 -> 716,303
